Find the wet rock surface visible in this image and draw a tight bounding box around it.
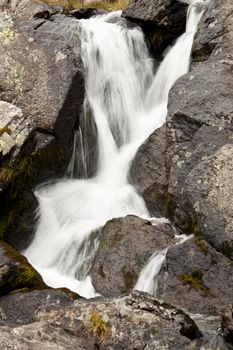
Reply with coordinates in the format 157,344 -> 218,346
156,239 -> 233,315
122,0 -> 188,58
91,215 -> 176,297
0,291 -> 202,349
0,240 -> 46,295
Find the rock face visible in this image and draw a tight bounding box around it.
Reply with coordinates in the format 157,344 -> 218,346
130,124 -> 168,216
91,215 -> 176,296
0,291 -> 202,349
0,240 -> 46,295
0,1 -> 85,249
155,238 -> 233,315
122,0 -> 188,58
130,0 -> 233,259
165,0 -> 233,257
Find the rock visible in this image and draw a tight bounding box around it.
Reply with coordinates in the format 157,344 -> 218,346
156,239 -> 233,315
130,124 -> 168,216
129,0 -> 233,258
69,8 -> 106,19
91,215 -> 176,297
0,240 -> 46,295
0,101 -> 35,159
193,0 -> 233,62
165,1 -> 233,255
0,289 -> 75,326
0,2 -> 85,248
221,305 -> 233,346
0,291 -> 202,349
122,0 -> 188,58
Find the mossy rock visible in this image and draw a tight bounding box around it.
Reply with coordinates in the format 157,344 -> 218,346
0,240 -> 46,296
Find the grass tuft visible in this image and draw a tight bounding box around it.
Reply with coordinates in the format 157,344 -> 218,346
36,0 -> 129,11
90,310 -> 107,342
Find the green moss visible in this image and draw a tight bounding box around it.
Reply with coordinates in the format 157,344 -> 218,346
178,270 -> 213,297
193,237 -> 209,255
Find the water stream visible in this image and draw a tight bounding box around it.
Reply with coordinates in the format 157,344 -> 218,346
24,1 -> 206,298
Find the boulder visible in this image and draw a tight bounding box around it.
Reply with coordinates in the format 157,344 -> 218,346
155,239 -> 233,315
0,291 -> 202,349
0,240 -> 46,295
122,0 -> 188,58
91,215 -> 176,297
130,0 -> 233,258
130,124 -> 168,216
0,289 -> 75,326
165,0 -> 233,256
0,2 -> 85,248
221,305 -> 233,346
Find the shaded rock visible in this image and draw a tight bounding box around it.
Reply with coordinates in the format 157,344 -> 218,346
0,289 -> 74,326
122,0 -> 188,58
0,291 -> 202,349
130,124 -> 168,216
91,215 -> 176,297
70,8 -> 106,19
222,306 -> 233,346
0,240 -> 46,295
156,239 -> 233,315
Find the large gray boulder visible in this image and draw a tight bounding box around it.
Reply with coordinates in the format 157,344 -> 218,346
122,0 -> 188,58
0,291 -> 202,349
91,215 -> 176,297
155,238 -> 233,315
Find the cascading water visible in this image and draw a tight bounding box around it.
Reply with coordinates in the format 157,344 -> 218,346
24,1 -> 206,298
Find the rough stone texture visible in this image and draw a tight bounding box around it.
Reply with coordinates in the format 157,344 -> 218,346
222,305 -> 233,346
0,101 -> 35,158
130,124 -> 168,216
155,239 -> 233,316
0,289 -> 75,326
130,0 -> 233,258
0,291 -> 202,349
0,1 -> 85,248
0,240 -> 46,295
165,0 -> 233,256
91,215 -> 176,297
0,7 -> 84,151
122,0 -> 188,58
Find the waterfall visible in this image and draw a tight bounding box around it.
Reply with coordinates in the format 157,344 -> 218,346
24,1 -> 206,298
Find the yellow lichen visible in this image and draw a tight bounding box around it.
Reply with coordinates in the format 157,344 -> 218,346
0,28 -> 15,42
90,311 -> 107,343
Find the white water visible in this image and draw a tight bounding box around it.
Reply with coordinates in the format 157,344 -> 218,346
134,234 -> 192,295
24,2 -> 206,298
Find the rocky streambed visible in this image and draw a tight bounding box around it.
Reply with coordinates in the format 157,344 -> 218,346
0,0 -> 233,348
